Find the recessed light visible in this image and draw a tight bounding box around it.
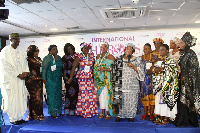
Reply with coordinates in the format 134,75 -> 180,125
158,18 -> 160,21
50,28 -> 58,31
45,25 -> 48,27
195,21 -> 200,23
110,20 -> 114,22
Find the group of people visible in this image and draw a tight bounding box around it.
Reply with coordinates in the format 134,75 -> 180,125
0,32 -> 199,127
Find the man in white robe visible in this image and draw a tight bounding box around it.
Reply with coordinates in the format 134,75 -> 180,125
0,33 -> 29,125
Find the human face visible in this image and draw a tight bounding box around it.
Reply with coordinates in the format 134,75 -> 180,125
67,46 -> 74,56
100,44 -> 108,53
10,37 -> 20,48
82,46 -> 89,54
125,46 -> 133,56
143,45 -> 151,55
154,41 -> 161,50
33,47 -> 39,58
170,40 -> 176,49
159,46 -> 168,57
50,46 -> 58,56
179,39 -> 187,50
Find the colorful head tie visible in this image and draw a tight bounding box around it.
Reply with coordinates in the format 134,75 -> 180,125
99,41 -> 109,48
80,42 -> 92,49
171,37 -> 181,47
181,32 -> 197,47
153,38 -> 164,44
125,43 -> 135,50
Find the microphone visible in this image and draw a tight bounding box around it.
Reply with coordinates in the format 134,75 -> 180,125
128,55 -> 131,63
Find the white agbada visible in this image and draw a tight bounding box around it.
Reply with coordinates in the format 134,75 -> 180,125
0,45 -> 29,122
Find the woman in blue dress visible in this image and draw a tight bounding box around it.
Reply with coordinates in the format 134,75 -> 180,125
42,45 -> 63,118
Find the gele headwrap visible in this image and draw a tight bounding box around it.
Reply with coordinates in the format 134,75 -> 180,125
181,32 -> 197,47
99,41 -> 109,48
125,43 -> 135,50
171,37 -> 181,47
80,42 -> 92,49
153,38 -> 164,44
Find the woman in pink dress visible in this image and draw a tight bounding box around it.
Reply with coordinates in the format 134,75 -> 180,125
67,43 -> 98,118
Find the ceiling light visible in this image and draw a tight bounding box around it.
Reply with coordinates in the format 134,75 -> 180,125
110,20 -> 114,22
45,25 -> 48,27
158,18 -> 160,21
195,21 -> 200,23
50,28 -> 58,31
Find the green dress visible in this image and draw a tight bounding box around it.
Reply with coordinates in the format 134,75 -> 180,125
94,58 -> 114,116
42,54 -> 63,116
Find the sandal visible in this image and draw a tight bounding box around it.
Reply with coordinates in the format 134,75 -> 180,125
149,115 -> 154,121
153,118 -> 160,123
157,119 -> 169,125
105,115 -> 111,120
141,115 -> 147,120
98,114 -> 105,118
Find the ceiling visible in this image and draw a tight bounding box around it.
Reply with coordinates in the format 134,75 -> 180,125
0,0 -> 200,37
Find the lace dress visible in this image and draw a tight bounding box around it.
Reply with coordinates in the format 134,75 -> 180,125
42,54 -> 63,116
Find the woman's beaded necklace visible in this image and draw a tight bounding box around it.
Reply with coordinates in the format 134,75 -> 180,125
97,52 -> 109,65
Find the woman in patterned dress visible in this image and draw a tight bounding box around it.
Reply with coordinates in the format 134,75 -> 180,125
113,43 -> 145,122
62,43 -> 79,115
42,45 -> 63,118
94,42 -> 115,120
68,43 -> 98,118
175,32 -> 200,127
140,43 -> 155,121
169,37 -> 181,73
26,45 -> 45,120
151,44 -> 179,125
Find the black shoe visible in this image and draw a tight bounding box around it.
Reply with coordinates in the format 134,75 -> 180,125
128,118 -> 134,122
10,121 -> 22,125
19,119 -> 27,123
115,117 -> 121,122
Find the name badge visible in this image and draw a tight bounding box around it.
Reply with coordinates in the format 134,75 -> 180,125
155,61 -> 162,67
40,67 -> 42,72
146,63 -> 152,69
84,66 -> 90,72
51,65 -> 56,71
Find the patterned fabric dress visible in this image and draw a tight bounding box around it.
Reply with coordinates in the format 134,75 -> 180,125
42,54 -> 63,116
140,59 -> 154,107
113,55 -> 144,118
75,53 -> 98,118
153,57 -> 179,118
175,48 -> 200,127
25,57 -> 44,120
62,54 -> 79,115
94,57 -> 114,116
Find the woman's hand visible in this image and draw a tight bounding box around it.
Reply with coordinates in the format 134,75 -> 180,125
67,78 -> 72,84
98,67 -> 105,71
154,67 -> 163,73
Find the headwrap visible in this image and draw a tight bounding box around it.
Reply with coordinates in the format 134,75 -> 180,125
80,42 -> 92,49
171,37 -> 181,47
99,41 -> 109,48
153,38 -> 164,44
48,45 -> 57,52
125,43 -> 135,50
9,33 -> 19,38
181,32 -> 197,47
27,45 -> 37,58
160,44 -> 169,51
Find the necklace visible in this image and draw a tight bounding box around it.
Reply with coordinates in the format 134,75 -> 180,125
143,53 -> 152,61
82,52 -> 89,64
160,56 -> 167,60
97,52 -> 109,65
34,57 -> 42,64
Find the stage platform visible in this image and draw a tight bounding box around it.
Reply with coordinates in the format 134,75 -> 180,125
1,102 -> 199,133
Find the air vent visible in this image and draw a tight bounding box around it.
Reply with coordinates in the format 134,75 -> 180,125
101,7 -> 149,19
11,0 -> 47,4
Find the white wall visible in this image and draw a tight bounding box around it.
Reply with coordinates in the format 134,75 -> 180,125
14,29 -> 200,64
